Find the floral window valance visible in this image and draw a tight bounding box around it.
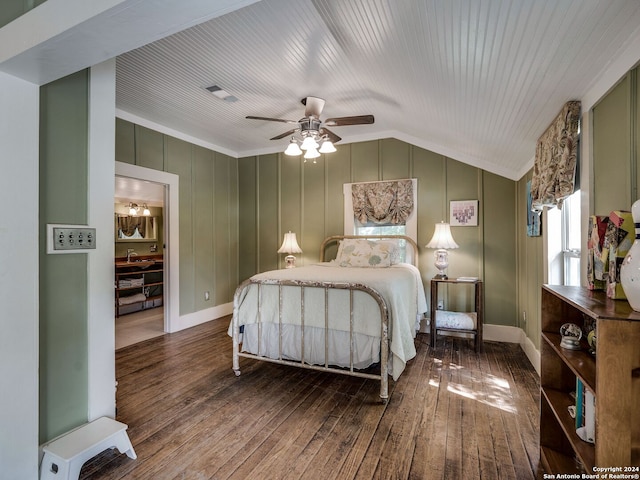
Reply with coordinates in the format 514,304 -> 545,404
530,100 -> 581,211
116,215 -> 149,238
352,179 -> 414,225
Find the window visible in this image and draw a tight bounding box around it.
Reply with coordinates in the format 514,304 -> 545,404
343,179 -> 418,263
562,189 -> 581,286
546,189 -> 581,286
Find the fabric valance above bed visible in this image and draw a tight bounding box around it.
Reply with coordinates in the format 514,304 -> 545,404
351,179 -> 413,225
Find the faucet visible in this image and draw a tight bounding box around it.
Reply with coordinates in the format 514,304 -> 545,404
127,249 -> 138,262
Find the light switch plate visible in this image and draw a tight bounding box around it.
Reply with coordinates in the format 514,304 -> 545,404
47,224 -> 96,253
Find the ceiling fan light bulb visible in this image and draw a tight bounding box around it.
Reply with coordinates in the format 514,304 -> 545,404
319,140 -> 336,153
284,140 -> 302,156
304,147 -> 320,159
301,136 -> 318,151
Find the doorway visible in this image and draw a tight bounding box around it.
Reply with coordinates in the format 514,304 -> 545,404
114,162 -> 180,346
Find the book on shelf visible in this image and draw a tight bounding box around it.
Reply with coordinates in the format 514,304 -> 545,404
575,378 -> 595,444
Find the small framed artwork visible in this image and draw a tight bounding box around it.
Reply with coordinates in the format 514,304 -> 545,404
450,200 -> 478,226
526,180 -> 541,236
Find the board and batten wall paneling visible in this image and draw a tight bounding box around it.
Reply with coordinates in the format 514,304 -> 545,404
412,147 -> 447,279
303,155 -> 327,265
238,156 -> 258,282
483,172 -> 517,327
135,125 -> 164,171
165,135 -> 195,315
214,152 -> 238,303
39,69 -> 89,442
238,138 -> 519,328
516,171 -> 542,349
280,154 -> 303,267
117,119 -> 239,315
350,140 -> 380,182
193,146 -> 214,312
325,145 -> 352,261
592,74 -> 632,214
381,138 -> 411,180
115,118 -> 135,165
257,153 -> 280,273
445,159 -> 482,312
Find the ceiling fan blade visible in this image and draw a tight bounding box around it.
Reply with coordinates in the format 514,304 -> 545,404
246,115 -> 298,124
270,128 -> 299,140
301,96 -> 325,118
324,115 -> 375,126
320,127 -> 341,144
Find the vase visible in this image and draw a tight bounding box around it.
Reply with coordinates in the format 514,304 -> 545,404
620,199 -> 640,311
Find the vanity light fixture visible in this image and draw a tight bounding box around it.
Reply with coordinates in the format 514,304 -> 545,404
127,203 -> 151,216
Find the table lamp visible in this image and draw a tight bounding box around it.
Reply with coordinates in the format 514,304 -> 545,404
426,222 -> 459,279
278,231 -> 303,268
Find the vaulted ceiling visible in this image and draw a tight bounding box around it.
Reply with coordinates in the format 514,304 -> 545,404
115,0 -> 640,180
3,0 -> 640,181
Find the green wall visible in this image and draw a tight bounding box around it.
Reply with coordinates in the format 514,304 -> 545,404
39,70 -> 89,442
516,170 -> 544,350
592,67 -> 639,213
0,0 -> 46,28
116,119 -> 239,314
238,138 -> 518,327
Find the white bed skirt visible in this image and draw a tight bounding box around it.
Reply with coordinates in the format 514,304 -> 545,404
241,323 -> 380,370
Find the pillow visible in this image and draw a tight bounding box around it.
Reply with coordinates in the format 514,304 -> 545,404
336,239 -> 399,267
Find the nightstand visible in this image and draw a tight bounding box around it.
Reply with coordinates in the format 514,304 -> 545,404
430,278 -> 483,352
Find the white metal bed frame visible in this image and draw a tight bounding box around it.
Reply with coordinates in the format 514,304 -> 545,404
231,235 -> 419,404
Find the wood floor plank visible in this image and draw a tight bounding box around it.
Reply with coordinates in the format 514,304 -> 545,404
80,319 -> 540,480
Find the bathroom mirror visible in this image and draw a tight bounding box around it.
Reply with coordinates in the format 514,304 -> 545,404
115,215 -> 158,242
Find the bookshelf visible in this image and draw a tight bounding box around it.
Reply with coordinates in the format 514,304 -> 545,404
540,285 -> 640,473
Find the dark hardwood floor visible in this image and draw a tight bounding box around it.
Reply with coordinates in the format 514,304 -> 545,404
80,316 -> 540,479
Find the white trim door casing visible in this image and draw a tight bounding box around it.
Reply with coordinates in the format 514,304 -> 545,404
115,162 -> 180,333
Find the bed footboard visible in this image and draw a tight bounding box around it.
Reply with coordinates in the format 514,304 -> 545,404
231,278 -> 390,404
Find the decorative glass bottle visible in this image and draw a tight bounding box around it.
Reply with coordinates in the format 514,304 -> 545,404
620,199 -> 640,311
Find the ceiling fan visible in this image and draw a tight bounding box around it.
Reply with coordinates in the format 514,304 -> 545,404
246,96 -> 374,160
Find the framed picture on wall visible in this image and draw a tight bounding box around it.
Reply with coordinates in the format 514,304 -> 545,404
526,180 -> 541,236
450,200 -> 478,226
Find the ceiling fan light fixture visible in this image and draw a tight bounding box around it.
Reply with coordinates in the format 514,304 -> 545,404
284,138 -> 302,156
319,139 -> 336,153
304,147 -> 320,160
301,135 -> 319,151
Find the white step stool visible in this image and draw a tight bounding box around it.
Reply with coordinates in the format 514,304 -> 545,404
40,417 -> 136,480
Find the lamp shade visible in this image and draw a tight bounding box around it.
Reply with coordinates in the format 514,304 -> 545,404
319,140 -> 336,153
284,139 -> 302,156
426,222 -> 459,249
277,231 -> 303,254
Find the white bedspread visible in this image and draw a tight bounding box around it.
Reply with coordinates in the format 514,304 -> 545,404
230,262 -> 427,380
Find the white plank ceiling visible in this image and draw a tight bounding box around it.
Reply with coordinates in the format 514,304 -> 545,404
115,0 -> 640,180
3,0 -> 640,180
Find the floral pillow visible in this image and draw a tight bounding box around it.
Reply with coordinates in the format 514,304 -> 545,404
335,239 -> 399,267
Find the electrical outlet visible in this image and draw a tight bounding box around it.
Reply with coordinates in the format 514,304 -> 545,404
204,291 -> 210,301
437,300 -> 444,310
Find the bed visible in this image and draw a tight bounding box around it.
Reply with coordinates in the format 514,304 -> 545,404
230,235 -> 428,403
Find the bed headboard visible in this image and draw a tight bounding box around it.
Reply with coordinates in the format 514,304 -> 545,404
320,235 -> 419,267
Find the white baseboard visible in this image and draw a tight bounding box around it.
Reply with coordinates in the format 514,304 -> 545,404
419,319 -> 540,374
173,302 -> 233,332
